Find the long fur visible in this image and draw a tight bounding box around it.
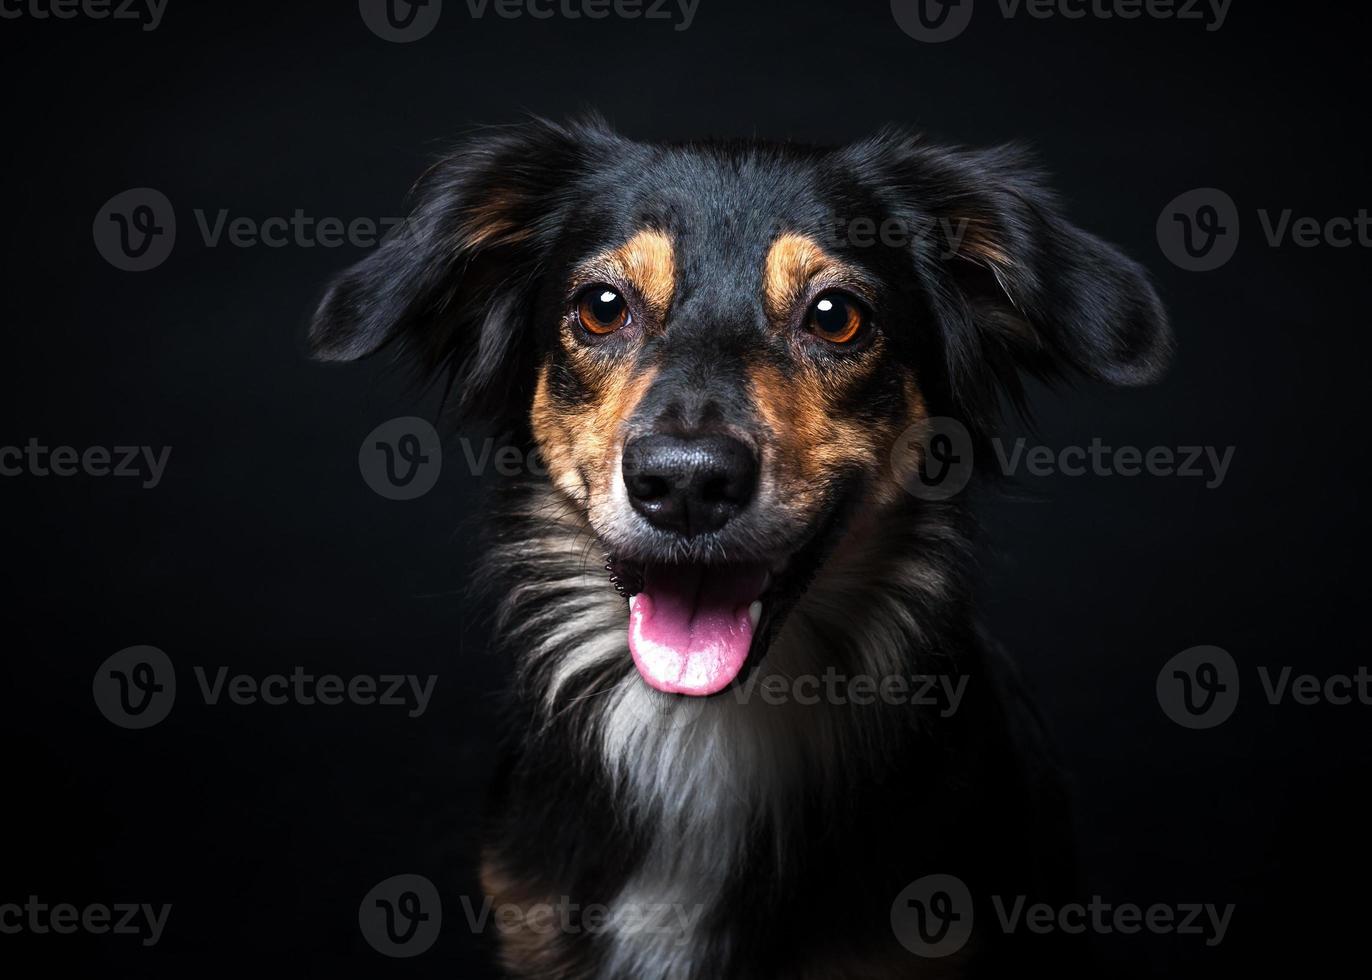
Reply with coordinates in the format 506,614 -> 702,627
477,477 -> 1074,978
310,117 -> 1171,978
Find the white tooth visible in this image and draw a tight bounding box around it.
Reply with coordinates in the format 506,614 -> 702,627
748,601 -> 762,630
629,594 -> 639,614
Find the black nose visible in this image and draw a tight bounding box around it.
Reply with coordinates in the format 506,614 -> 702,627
622,434 -> 758,537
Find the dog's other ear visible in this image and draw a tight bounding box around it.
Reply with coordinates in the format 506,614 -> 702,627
309,116 -> 617,421
844,130 -> 1172,422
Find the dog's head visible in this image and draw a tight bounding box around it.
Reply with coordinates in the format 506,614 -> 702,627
311,117 -> 1170,698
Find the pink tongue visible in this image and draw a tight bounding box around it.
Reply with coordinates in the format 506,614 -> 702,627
628,565 -> 766,696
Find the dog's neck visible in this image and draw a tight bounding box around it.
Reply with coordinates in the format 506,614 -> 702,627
494,481 -> 968,810
489,482 -> 972,973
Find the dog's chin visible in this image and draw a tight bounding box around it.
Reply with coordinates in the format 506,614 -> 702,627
602,500 -> 851,698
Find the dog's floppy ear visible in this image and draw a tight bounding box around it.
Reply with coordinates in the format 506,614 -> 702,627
845,131 -> 1172,422
309,116 -> 615,421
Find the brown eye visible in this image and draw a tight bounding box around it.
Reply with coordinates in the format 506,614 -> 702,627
805,292 -> 868,345
576,286 -> 631,336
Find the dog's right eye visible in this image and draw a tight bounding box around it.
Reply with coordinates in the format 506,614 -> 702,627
576,286 -> 631,336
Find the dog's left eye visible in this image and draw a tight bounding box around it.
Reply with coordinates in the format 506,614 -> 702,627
805,292 -> 869,346
576,286 -> 631,336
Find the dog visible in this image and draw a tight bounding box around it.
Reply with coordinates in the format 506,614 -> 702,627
310,116 -> 1171,978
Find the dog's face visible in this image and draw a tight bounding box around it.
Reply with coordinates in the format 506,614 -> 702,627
311,118 -> 1170,697
526,161 -> 938,697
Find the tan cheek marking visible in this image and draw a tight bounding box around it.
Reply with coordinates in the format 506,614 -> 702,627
750,363 -> 932,514
574,364 -> 658,501
531,361 -> 660,507
530,363 -> 584,502
763,232 -> 832,323
749,363 -> 871,491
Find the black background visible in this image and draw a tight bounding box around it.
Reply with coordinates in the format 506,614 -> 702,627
2,1 -> 1368,975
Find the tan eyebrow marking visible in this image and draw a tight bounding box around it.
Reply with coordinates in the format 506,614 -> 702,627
763,232 -> 871,324
764,232 -> 829,322
577,228 -> 676,322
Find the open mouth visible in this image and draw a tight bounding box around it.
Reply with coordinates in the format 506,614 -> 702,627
623,563 -> 771,696
606,487 -> 854,697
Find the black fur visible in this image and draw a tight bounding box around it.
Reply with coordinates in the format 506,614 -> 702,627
310,116 -> 1171,978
